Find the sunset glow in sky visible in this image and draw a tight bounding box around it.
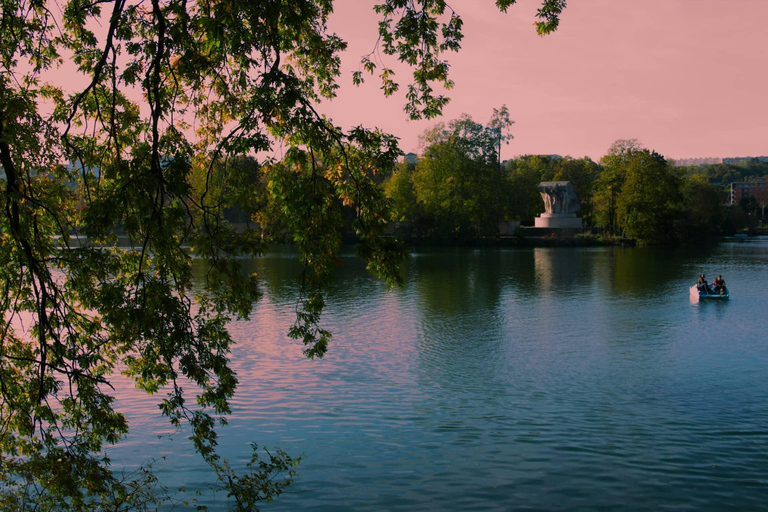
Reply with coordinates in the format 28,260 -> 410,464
319,0 -> 768,161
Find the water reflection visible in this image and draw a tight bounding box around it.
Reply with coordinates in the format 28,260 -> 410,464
411,248 -> 507,314
406,249 -> 511,397
604,246 -> 699,298
533,247 -> 595,296
107,241 -> 768,512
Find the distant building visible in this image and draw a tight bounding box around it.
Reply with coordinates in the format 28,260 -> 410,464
403,152 -> 418,165
730,177 -> 768,206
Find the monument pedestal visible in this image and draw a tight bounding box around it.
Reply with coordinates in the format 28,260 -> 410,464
534,213 -> 582,228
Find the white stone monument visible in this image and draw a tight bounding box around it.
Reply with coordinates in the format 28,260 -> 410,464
534,181 -> 583,228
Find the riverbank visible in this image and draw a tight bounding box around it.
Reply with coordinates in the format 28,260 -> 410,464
387,227 -> 634,248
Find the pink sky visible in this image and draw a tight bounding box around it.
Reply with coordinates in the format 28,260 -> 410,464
319,0 -> 768,161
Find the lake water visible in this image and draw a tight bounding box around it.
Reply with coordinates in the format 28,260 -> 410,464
109,238 -> 768,512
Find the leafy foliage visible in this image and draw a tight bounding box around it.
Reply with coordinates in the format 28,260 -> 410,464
396,110 -> 512,239
680,159 -> 768,187
358,1 -> 565,119
593,139 -> 643,236
681,174 -> 725,243
385,131 -> 725,246
384,161 -> 419,223
0,1 -> 564,509
592,140 -> 698,245
614,150 -> 683,244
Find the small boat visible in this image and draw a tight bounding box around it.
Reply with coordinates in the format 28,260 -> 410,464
690,285 -> 729,300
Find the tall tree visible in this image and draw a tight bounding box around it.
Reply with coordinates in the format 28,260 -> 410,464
489,105 -> 515,171
0,1 -> 564,509
411,111 -> 510,239
614,149 -> 684,244
384,161 -> 419,223
681,174 -> 725,243
594,139 -> 644,236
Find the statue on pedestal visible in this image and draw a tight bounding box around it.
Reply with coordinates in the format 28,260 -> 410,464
534,181 -> 583,228
538,181 -> 581,214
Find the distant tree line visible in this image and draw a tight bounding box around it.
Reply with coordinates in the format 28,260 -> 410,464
220,113 -> 763,246
677,159 -> 768,235
381,111 -> 758,245
678,159 -> 768,186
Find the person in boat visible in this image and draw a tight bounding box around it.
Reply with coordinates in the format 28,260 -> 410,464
712,275 -> 726,293
697,274 -> 711,294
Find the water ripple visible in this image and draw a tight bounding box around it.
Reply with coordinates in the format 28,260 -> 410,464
104,243 -> 768,511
